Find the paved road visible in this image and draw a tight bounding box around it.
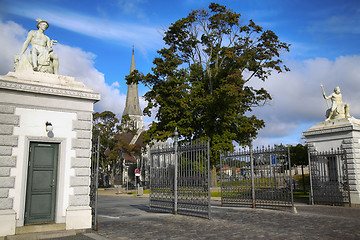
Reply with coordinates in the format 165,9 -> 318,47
93,196 -> 360,240
57,195 -> 360,240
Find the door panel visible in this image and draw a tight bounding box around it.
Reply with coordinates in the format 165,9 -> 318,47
29,194 -> 52,216
25,142 -> 58,224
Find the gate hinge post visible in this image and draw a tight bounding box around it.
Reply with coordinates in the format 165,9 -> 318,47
173,128 -> 178,215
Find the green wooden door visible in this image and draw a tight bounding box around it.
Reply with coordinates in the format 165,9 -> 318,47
25,142 -> 59,224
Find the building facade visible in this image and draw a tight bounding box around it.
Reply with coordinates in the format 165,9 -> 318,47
0,71 -> 100,236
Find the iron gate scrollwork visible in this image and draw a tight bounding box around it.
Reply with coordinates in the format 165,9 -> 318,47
90,135 -> 99,230
220,145 -> 295,211
308,149 -> 350,206
149,132 -> 211,219
149,145 -> 175,213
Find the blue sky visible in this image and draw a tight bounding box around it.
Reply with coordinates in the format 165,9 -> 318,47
1,0 -> 360,147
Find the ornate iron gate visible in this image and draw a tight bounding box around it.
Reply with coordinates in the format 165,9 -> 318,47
90,135 -> 99,230
149,131 -> 211,219
308,149 -> 350,206
220,145 -> 295,211
149,144 -> 175,213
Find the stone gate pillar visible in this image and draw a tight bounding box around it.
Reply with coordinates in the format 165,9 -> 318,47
303,118 -> 360,205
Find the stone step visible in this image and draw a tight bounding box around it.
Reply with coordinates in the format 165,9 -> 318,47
15,223 -> 66,235
6,229 -> 77,240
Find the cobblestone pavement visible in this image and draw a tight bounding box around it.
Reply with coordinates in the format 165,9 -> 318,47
90,195 -> 360,240
52,233 -> 105,240
55,193 -> 360,240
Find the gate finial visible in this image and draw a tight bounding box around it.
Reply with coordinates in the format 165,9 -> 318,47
174,127 -> 179,142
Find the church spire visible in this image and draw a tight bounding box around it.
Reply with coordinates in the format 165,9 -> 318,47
130,46 -> 136,73
123,47 -> 143,129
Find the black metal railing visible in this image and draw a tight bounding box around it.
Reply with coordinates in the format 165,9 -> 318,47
220,145 -> 296,212
149,130 -> 211,219
308,149 -> 350,206
90,135 -> 99,230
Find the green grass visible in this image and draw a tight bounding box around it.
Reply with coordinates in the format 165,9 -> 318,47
293,191 -> 309,199
292,173 -> 310,199
293,174 -> 310,193
123,174 -> 310,199
211,191 -> 222,197
126,189 -> 150,195
218,178 -> 283,189
210,190 -> 310,199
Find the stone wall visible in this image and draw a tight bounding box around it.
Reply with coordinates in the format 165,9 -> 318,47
70,111 -> 93,207
0,105 -> 18,211
0,72 -> 100,236
341,138 -> 360,203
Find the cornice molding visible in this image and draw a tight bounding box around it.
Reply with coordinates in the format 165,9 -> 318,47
0,79 -> 100,101
303,125 -> 355,136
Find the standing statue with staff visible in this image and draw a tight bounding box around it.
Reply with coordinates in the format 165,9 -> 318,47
321,84 -> 350,121
14,19 -> 59,74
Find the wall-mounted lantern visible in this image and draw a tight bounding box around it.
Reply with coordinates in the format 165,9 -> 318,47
46,121 -> 53,132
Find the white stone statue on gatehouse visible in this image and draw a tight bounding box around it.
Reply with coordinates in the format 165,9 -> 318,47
303,85 -> 360,205
321,84 -> 350,121
14,19 -> 59,74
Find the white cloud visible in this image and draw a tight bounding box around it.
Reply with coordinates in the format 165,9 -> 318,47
250,55 -> 360,145
0,20 -> 27,74
4,1 -> 163,53
55,44 -> 127,115
111,81 -> 120,88
311,13 -> 360,35
0,19 -> 127,116
116,0 -> 148,19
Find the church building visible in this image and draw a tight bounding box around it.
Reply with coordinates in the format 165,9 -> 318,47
118,49 -> 147,187
123,48 -> 144,132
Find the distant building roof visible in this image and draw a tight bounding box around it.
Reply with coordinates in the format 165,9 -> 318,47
116,130 -> 146,164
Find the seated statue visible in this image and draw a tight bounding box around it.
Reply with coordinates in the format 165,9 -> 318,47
14,19 -> 59,74
323,86 -> 350,121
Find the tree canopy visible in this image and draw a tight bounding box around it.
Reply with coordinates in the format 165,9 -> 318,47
127,3 -> 290,165
289,143 -> 308,194
290,144 -> 308,167
92,111 -> 120,185
92,111 -> 144,186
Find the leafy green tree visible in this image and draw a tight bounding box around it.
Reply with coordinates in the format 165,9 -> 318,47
92,111 -> 145,186
120,114 -> 139,135
290,144 -> 308,194
92,111 -> 120,186
127,3 -> 290,185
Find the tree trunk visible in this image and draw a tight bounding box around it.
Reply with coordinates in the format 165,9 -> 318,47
211,165 -> 217,187
110,166 -> 115,187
